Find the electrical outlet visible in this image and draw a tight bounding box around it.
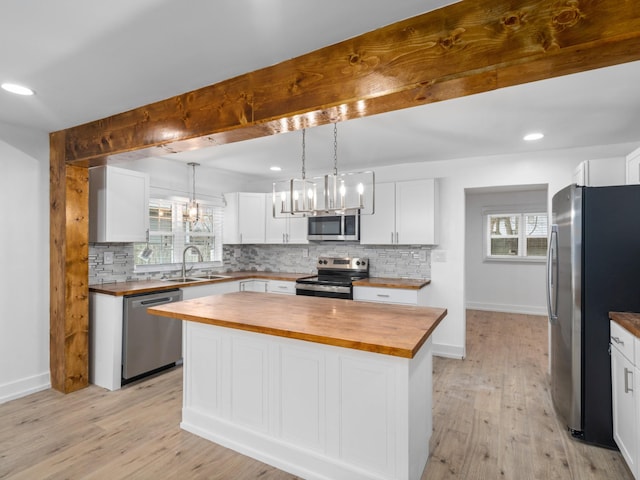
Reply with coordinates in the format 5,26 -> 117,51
234,248 -> 241,257
302,248 -> 309,258
103,251 -> 114,265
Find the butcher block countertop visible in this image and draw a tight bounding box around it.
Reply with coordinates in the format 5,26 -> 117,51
88,271 -> 312,296
89,271 -> 432,296
149,291 -> 447,358
610,312 -> 640,338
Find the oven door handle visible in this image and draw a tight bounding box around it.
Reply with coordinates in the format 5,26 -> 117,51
296,283 -> 351,294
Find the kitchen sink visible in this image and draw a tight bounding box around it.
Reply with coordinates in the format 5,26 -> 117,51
163,277 -> 207,283
192,274 -> 230,280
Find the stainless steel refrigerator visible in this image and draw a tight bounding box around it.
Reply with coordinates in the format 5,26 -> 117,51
547,183 -> 640,448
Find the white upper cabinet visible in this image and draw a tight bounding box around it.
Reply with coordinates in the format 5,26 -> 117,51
265,193 -> 308,244
361,178 -> 439,245
89,166 -> 149,243
224,192 -> 266,244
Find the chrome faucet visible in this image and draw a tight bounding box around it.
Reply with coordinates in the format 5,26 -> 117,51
181,245 -> 203,279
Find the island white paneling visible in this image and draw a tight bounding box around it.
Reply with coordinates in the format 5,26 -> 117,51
181,321 -> 432,480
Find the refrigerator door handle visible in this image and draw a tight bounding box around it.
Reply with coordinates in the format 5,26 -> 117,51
546,225 -> 559,323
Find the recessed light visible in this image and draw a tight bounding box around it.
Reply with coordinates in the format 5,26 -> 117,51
270,166 -> 282,172
523,132 -> 544,141
1,83 -> 35,96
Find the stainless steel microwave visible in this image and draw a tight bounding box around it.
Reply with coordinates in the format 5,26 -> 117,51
307,214 -> 359,241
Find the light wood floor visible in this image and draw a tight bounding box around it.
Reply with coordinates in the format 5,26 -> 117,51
0,310 -> 632,479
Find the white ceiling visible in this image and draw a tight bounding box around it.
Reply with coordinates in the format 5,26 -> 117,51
2,0 -> 639,180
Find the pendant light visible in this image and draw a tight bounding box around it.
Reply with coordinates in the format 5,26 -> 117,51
273,129 -> 317,216
186,162 -> 208,231
272,123 -> 375,218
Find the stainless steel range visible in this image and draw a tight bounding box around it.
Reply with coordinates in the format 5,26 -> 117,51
296,257 -> 369,299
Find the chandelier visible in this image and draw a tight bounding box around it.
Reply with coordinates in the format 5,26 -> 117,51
185,162 -> 208,231
272,123 -> 375,217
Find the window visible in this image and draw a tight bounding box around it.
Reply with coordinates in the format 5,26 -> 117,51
486,212 -> 548,260
134,198 -> 223,268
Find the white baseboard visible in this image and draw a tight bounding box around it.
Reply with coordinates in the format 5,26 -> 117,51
182,411 -> 385,480
432,343 -> 465,359
466,301 -> 547,317
0,372 -> 50,404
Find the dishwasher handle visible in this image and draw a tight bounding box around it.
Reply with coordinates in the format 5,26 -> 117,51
126,291 -> 182,309
141,297 -> 174,306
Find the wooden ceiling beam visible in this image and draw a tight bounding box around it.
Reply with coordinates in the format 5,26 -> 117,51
60,0 -> 640,166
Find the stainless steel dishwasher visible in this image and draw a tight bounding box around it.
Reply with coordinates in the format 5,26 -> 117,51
122,289 -> 183,384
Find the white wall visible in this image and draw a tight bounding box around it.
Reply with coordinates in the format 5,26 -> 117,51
465,188 -> 547,315
0,122 -> 50,403
367,142 -> 637,359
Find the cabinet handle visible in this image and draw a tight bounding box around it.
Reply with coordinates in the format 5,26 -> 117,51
283,233 -> 286,243
376,294 -> 390,298
611,336 -> 625,346
240,233 -> 243,244
278,286 -> 287,289
286,233 -> 290,243
625,367 -> 634,394
395,232 -> 399,243
391,232 -> 394,243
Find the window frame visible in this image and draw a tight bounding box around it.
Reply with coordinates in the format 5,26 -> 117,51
134,196 -> 224,274
482,204 -> 548,263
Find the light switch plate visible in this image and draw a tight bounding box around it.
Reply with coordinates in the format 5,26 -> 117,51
104,251 -> 114,265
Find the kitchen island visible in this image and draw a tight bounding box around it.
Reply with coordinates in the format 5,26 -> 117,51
149,292 -> 447,480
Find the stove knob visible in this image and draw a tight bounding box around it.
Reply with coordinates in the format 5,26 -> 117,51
356,261 -> 361,266
361,261 -> 366,266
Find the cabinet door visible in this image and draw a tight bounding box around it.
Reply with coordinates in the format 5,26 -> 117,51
265,193 -> 288,244
353,286 -> 417,305
611,345 -> 637,474
90,166 -> 149,242
360,182 -> 396,245
267,280 -> 296,295
287,216 -> 309,244
395,179 -> 438,245
238,193 -> 266,244
223,192 -> 240,244
181,281 -> 240,300
239,280 -> 268,292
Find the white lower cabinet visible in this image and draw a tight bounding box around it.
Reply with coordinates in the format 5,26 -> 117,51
89,293 -> 124,391
610,320 -> 638,478
239,280 -> 268,292
181,280 -> 239,300
267,280 -> 296,295
353,286 -> 429,306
